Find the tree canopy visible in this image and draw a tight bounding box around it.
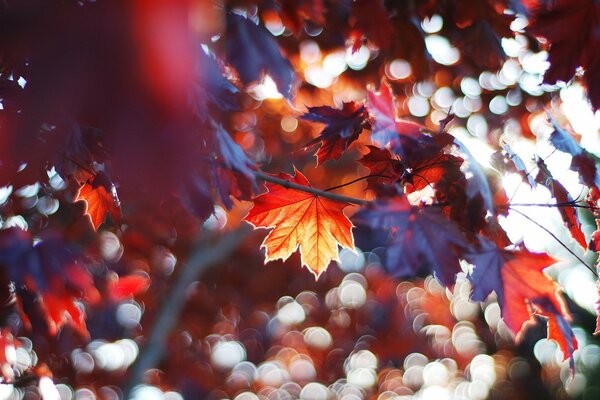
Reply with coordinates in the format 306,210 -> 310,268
0,0 -> 600,399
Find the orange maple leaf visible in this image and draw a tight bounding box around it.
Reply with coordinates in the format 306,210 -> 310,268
245,168 -> 355,278
75,172 -> 121,230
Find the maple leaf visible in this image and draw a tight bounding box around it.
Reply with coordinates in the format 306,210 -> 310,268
537,298 -> 578,372
226,12 -> 295,99
0,228 -> 100,337
244,168 -> 354,278
75,171 -> 121,230
358,145 -> 403,194
467,238 -> 576,364
535,158 -> 587,249
301,102 -> 370,165
353,196 -> 471,287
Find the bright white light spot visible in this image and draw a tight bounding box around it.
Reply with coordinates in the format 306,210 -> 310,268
388,59 -> 412,80
423,362 -> 449,386
17,77 -> 26,88
37,196 -> 60,215
100,231 -> 123,262
115,302 -> 142,328
534,339 -> 561,366
164,392 -> 185,400
71,349 -> 95,374
501,37 -> 524,58
408,96 -> 430,117
489,96 -> 508,115
290,358 -> 316,381
256,361 -> 290,387
345,350 -> 378,372
461,77 -> 481,98
39,377 -> 60,400
265,18 -> 285,36
469,354 -> 496,386
422,15 -> 443,33
466,114 -> 488,137
303,327 -> 332,349
304,65 -> 334,88
203,206 -> 228,230
248,75 -> 283,100
337,248 -> 365,272
75,388 -> 96,400
323,51 -> 347,77
521,51 -> 550,75
346,46 -> 370,70
425,35 -> 460,65
234,392 -> 260,400
347,368 -> 377,388
277,300 -> 306,325
338,280 -> 366,308
211,341 -> 246,370
300,41 -> 321,64
0,186 -> 12,205
15,182 -> 39,198
432,87 -> 455,109
130,385 -> 163,400
300,382 -> 330,400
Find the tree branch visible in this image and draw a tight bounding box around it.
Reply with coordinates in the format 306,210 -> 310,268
123,226 -> 251,397
253,170 -> 370,205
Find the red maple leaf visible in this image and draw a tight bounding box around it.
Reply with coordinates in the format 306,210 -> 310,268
536,158 -> 587,249
358,145 -> 403,194
301,102 -> 370,165
244,168 -> 355,278
467,239 -> 577,365
75,171 -> 121,230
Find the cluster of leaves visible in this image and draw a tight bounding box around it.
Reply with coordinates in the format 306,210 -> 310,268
0,0 -> 599,396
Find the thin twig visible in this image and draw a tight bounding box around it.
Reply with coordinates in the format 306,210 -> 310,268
253,170 -> 370,205
324,174 -> 392,192
510,208 -> 597,277
123,227 -> 251,398
506,202 -> 595,210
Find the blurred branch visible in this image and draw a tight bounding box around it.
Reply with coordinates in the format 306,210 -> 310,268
123,226 -> 251,398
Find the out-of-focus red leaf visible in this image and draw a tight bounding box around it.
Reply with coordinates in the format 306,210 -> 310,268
75,172 -> 121,230
527,0 -> 600,109
108,274 -> 150,301
301,102 -> 370,165
538,300 -> 578,372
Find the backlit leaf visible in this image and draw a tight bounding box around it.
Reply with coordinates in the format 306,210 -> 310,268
244,168 -> 354,278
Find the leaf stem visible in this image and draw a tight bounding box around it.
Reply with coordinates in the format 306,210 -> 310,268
253,170 -> 370,205
509,208 -> 597,277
